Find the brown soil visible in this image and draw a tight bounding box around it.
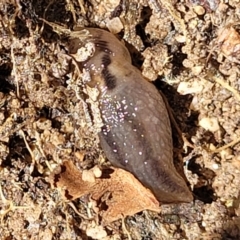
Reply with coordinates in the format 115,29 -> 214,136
0,0 -> 240,239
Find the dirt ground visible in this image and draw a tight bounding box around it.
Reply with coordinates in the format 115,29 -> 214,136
0,0 -> 240,239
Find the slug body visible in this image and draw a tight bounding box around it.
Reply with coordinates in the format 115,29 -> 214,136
70,28 -> 193,203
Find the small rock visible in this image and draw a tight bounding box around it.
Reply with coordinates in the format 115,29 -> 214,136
106,17 -> 123,34
192,65 -> 204,75
93,166 -> 102,178
82,170 -> 96,183
193,5 -> 205,15
199,117 -> 220,132
177,81 -> 203,95
212,163 -> 219,170
86,225 -> 107,239
175,34 -> 186,43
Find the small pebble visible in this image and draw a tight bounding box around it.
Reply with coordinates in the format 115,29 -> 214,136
93,166 -> 102,178
212,163 -> 219,170
177,81 -> 203,95
82,170 -> 96,183
199,117 -> 220,132
86,225 -> 107,239
193,5 -> 206,15
175,34 -> 186,43
106,17 -> 123,34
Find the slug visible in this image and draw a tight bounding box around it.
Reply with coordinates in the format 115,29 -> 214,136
69,28 -> 193,203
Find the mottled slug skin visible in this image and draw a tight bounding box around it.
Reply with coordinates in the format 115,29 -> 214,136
70,28 -> 193,203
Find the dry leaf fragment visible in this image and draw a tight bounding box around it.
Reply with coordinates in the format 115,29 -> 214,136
49,161 -> 160,222
49,161 -> 96,200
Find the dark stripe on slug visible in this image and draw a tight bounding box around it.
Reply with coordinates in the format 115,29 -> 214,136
102,67 -> 117,89
94,39 -> 110,52
101,54 -> 116,89
102,54 -> 111,67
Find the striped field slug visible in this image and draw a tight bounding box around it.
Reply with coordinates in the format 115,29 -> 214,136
69,28 -> 193,203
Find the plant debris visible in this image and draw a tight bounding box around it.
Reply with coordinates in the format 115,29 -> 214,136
49,161 -> 160,223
